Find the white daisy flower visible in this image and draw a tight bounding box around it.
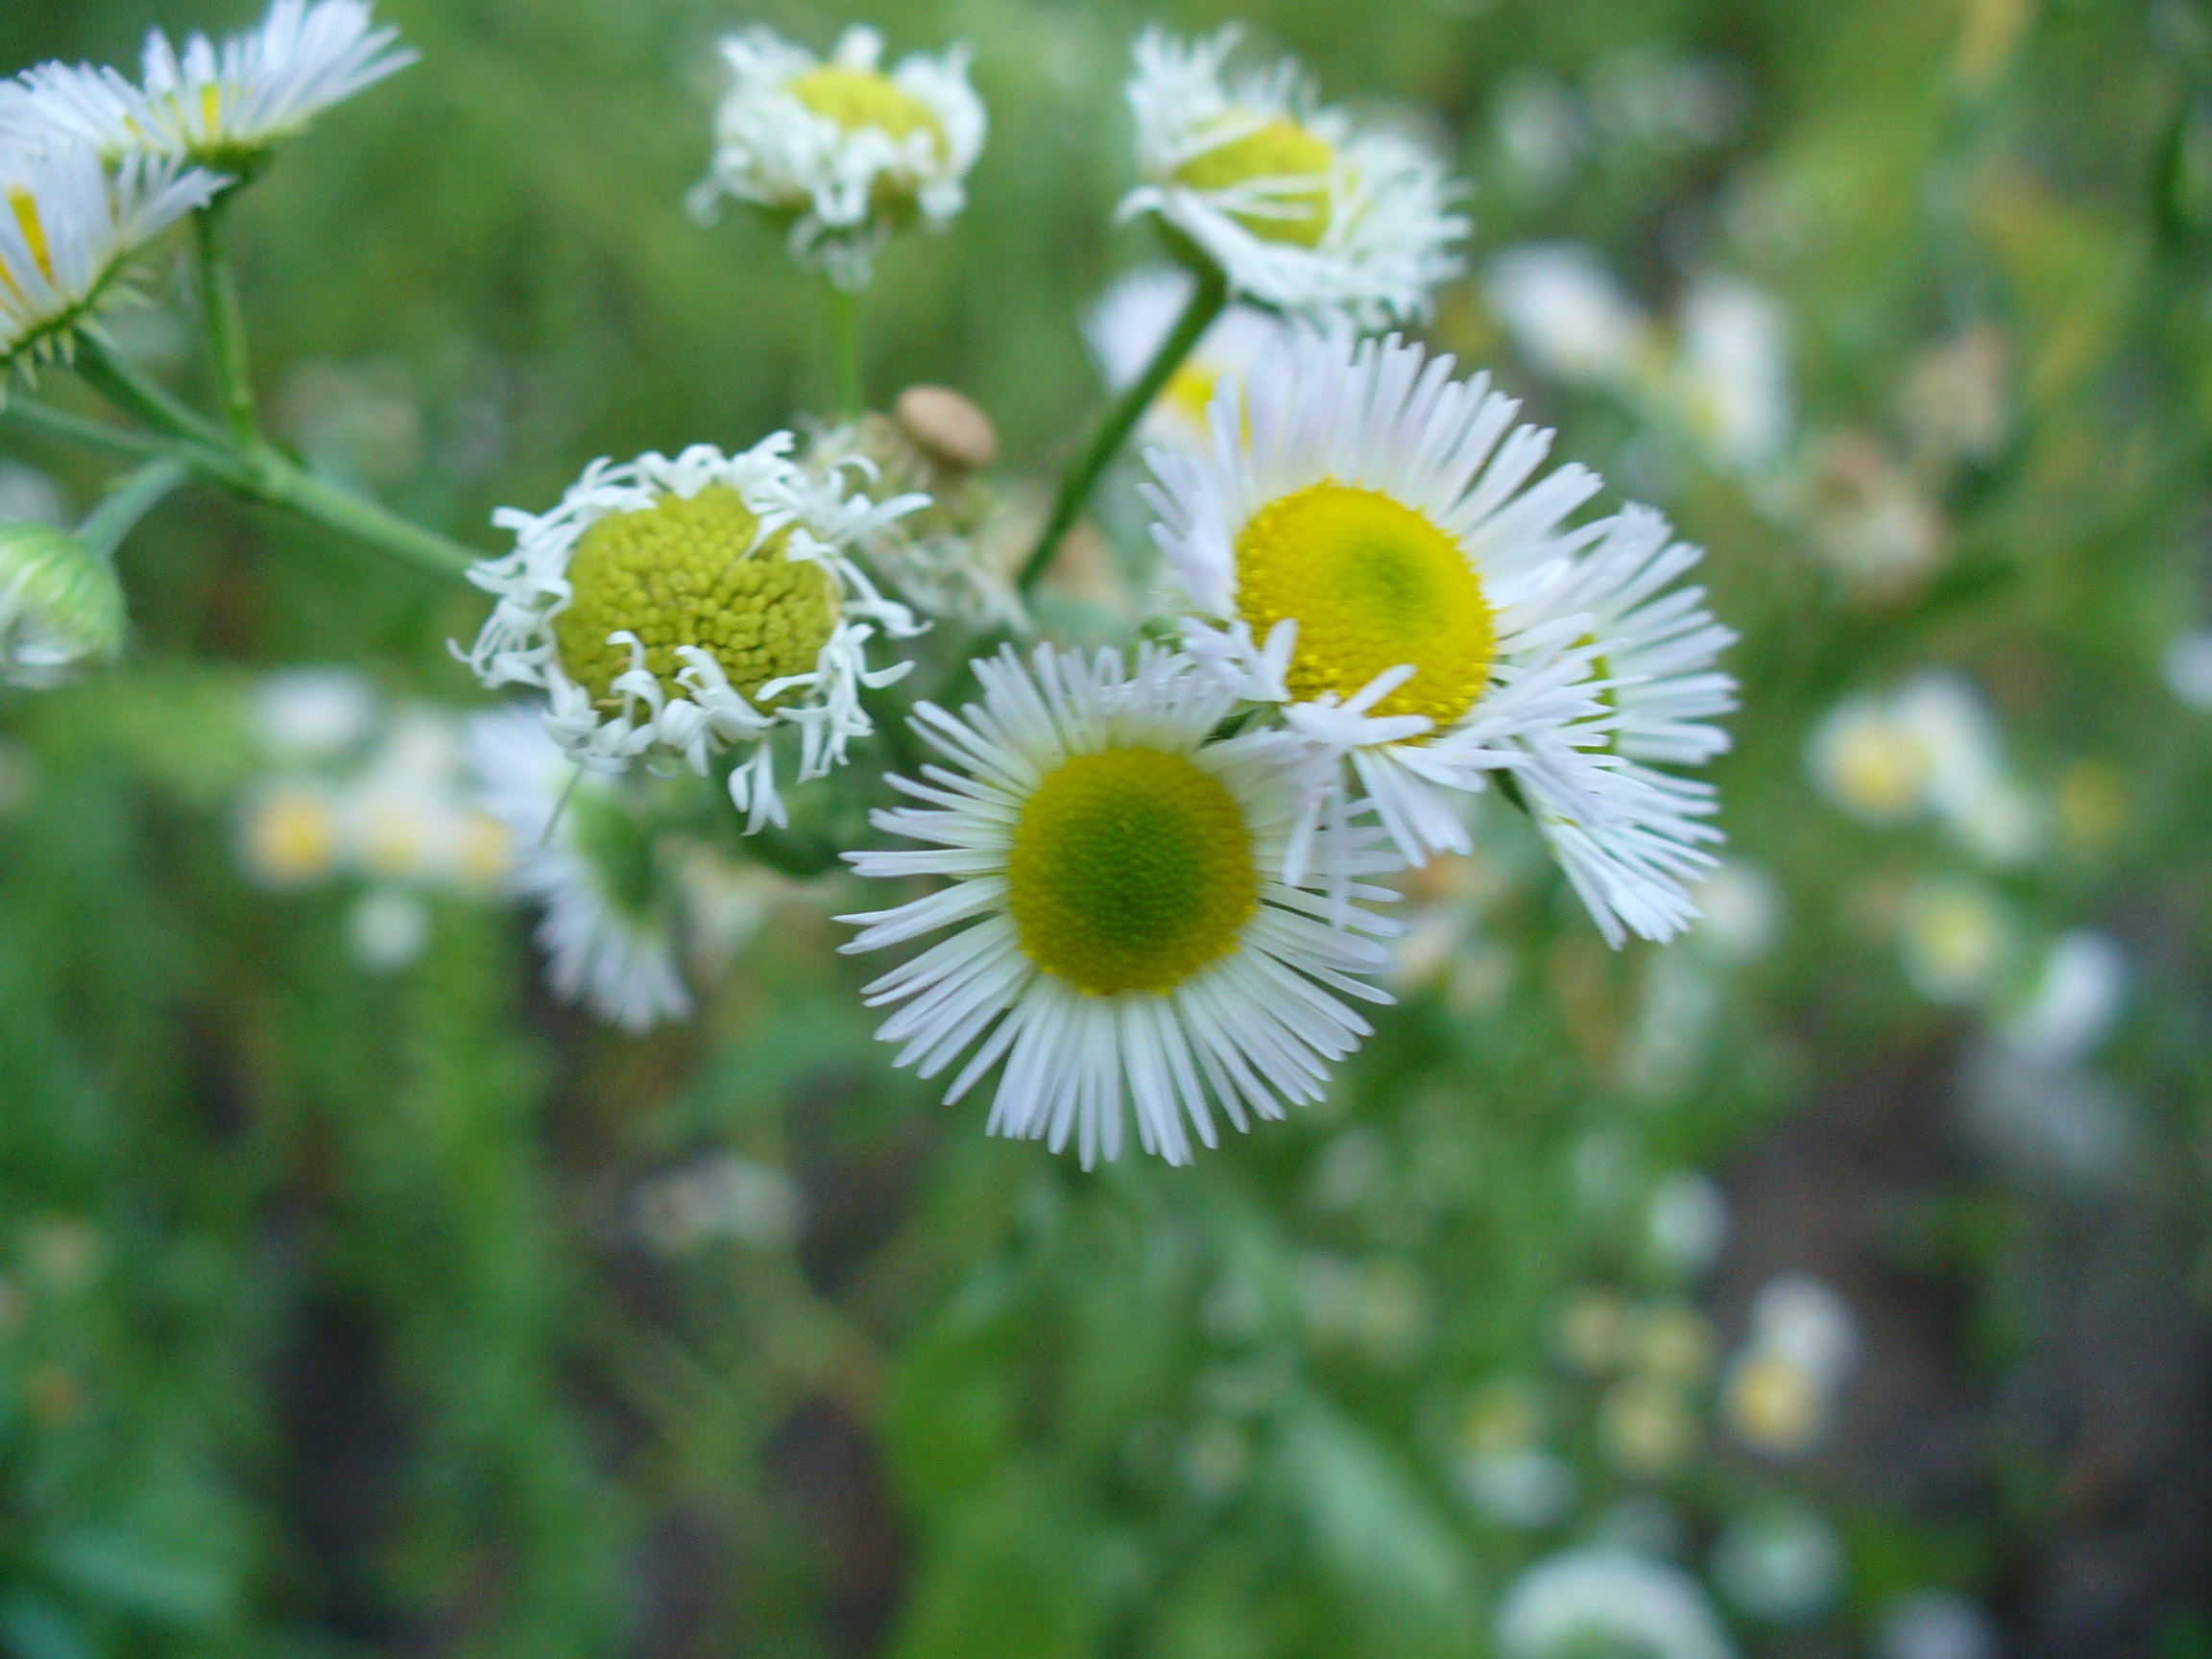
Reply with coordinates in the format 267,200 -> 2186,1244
1521,503 -> 1737,945
1497,1549 -> 1738,1659
837,642 -> 1401,1168
1,140 -> 224,372
1118,28 -> 1466,330
689,25 -> 984,291
1084,266 -> 1287,451
1143,328 -> 1620,891
457,439 -> 928,834
2,0 -> 415,170
466,705 -> 691,1034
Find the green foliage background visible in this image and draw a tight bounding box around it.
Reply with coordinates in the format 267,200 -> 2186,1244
4,0 -> 2212,1654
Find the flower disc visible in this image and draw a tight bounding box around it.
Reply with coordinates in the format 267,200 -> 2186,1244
553,485 -> 836,706
1006,746 -> 1258,996
790,64 -> 944,153
1232,481 -> 1495,725
1173,115 -> 1334,248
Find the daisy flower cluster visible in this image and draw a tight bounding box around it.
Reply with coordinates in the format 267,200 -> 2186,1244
1,9 -> 1742,1169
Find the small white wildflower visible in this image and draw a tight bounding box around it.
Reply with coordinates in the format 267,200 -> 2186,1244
689,25 -> 984,290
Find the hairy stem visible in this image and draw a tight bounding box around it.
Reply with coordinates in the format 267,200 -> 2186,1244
1017,259 -> 1228,593
76,458 -> 192,563
194,196 -> 259,443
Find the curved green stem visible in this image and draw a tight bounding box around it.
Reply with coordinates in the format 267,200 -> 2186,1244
1017,259 -> 1228,594
76,458 -> 191,563
194,196 -> 259,443
824,280 -> 864,418
71,335 -> 227,447
2,397 -> 183,463
236,442 -> 480,581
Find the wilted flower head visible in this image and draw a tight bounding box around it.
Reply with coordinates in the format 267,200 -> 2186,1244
689,25 -> 984,290
458,439 -> 927,833
0,519 -> 126,686
1120,28 -> 1465,329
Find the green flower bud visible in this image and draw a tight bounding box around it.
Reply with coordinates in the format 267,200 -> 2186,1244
0,520 -> 126,688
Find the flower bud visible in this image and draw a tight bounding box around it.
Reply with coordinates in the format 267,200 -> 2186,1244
0,520 -> 126,687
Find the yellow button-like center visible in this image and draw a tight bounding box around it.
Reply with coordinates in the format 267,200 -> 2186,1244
1173,115 -> 1334,249
789,64 -> 944,156
553,485 -> 837,707
1006,747 -> 1258,997
1233,481 -> 1495,728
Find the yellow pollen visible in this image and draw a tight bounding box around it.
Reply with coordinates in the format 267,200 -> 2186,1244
244,789 -> 339,885
789,64 -> 944,155
198,83 -> 224,133
1006,747 -> 1258,997
1173,114 -> 1334,249
6,186 -> 54,290
1233,481 -> 1495,728
552,485 -> 837,708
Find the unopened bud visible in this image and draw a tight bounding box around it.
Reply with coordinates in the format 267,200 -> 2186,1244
894,384 -> 998,474
1,521 -> 126,688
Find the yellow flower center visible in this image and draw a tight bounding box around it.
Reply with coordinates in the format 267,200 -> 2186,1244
1233,482 -> 1495,727
1161,357 -> 1224,432
789,65 -> 944,156
199,84 -> 224,133
1173,115 -> 1334,249
1006,747 -> 1258,997
2,186 -> 54,301
552,485 -> 837,708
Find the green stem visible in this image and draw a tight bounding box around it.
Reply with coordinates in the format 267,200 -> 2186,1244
238,444 -> 480,581
75,458 -> 191,563
4,397 -> 476,583
1,398 -> 183,463
1018,259 -> 1228,593
194,196 -> 258,443
824,279 -> 864,417
71,335 -> 227,446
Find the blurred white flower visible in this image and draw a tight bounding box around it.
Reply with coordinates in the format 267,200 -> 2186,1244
1497,1550 -> 1737,1659
1877,1591 -> 2000,1659
346,885 -> 429,973
252,667 -> 376,759
1598,1374 -> 1699,1478
1809,672 -> 2036,864
1997,930 -> 2127,1068
1489,73 -> 1586,193
2161,628 -> 2212,710
236,780 -> 343,889
1798,431 -> 1946,598
466,705 -> 691,1034
634,1155 -> 803,1255
1900,325 -> 2010,465
1646,1171 -> 1730,1279
1672,276 -> 1791,472
1085,267 -> 1286,452
1898,877 -> 2011,1005
1962,1041 -> 2138,1191
1712,1503 -> 1843,1623
1691,860 -> 1783,963
1457,1449 -> 1575,1530
1723,1276 -> 1857,1458
1486,242 -> 1656,388
1748,1275 -> 1859,1382
688,25 -> 984,290
0,461 -> 67,527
